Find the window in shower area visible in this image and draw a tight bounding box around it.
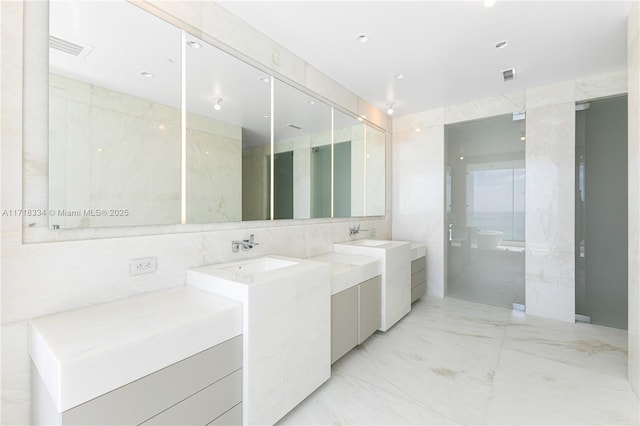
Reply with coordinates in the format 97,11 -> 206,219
445,114 -> 526,309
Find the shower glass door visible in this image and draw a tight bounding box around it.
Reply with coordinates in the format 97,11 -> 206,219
445,114 -> 526,309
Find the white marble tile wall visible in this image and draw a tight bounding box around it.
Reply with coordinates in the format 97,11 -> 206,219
628,0 -> 640,397
524,98 -> 576,323
392,109 -> 446,297
1,2 -> 391,425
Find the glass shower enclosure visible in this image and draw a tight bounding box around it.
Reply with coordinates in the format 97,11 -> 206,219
445,114 -> 526,309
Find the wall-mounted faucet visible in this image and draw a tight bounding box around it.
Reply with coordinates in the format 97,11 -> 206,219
348,225 -> 370,236
232,234 -> 259,252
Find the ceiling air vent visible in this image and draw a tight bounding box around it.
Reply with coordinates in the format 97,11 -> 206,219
501,67 -> 516,82
49,35 -> 92,58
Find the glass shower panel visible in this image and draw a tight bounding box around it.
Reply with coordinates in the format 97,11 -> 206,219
575,95 -> 628,329
445,114 -> 526,309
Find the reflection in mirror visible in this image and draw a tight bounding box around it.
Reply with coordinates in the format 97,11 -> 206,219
273,79 -> 332,219
185,35 -> 271,223
333,110 -> 364,217
365,125 -> 386,216
48,1 -> 182,228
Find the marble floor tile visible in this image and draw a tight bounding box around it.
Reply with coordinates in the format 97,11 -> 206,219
278,296 -> 639,425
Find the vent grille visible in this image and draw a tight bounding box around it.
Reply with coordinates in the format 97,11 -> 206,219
286,123 -> 302,130
49,35 -> 91,57
501,67 -> 516,82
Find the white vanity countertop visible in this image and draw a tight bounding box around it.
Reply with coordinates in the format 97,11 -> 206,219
29,286 -> 242,413
411,242 -> 427,260
310,253 -> 380,295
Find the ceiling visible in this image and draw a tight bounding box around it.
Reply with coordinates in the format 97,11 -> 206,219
217,1 -> 633,117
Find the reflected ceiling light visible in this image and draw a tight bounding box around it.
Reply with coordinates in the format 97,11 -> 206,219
521,136 -> 526,141
495,40 -> 508,49
213,98 -> 223,111
262,114 -> 270,119
308,99 -> 316,105
459,148 -> 465,160
395,73 -> 405,80
358,116 -> 364,122
415,128 -> 421,133
140,71 -> 153,78
386,102 -> 395,115
356,34 -> 369,43
158,124 -> 166,130
259,76 -> 270,83
97,148 -> 103,152
187,41 -> 202,48
484,0 -> 497,7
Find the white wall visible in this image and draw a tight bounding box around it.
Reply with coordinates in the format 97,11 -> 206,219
0,1 -> 392,424
628,0 -> 640,398
392,73 -> 627,313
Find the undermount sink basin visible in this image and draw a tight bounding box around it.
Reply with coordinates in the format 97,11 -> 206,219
193,256 -> 299,285
218,257 -> 297,278
355,239 -> 391,247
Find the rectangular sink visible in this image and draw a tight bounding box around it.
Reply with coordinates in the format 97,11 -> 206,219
198,256 -> 299,285
310,253 -> 380,295
186,255 -> 331,425
355,239 -> 392,247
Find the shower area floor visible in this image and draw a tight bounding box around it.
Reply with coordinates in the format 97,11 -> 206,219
447,246 -> 525,309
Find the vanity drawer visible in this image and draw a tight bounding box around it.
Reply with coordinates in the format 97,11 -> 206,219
142,369 -> 242,425
411,282 -> 426,303
331,286 -> 359,364
411,268 -> 426,288
411,256 -> 426,274
209,403 -> 242,425
62,335 -> 242,425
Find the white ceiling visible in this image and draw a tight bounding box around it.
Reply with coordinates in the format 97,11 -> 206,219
217,0 -> 633,117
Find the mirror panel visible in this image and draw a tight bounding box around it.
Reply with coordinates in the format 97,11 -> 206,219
333,110 -> 364,217
48,1 -> 182,228
365,124 -> 386,216
273,79 -> 332,219
48,1 -> 386,230
185,35 -> 271,223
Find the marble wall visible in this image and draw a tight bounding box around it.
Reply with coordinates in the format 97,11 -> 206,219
392,72 -> 626,311
0,2 -> 391,425
628,0 -> 640,398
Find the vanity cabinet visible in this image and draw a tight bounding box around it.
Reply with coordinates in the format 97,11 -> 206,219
331,275 -> 382,363
34,336 -> 243,426
411,256 -> 427,302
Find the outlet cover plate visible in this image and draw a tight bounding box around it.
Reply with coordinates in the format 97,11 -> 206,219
130,257 -> 157,276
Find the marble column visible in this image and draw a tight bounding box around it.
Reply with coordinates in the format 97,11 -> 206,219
524,83 -> 576,323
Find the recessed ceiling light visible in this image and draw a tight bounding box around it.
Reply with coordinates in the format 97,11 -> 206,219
213,98 -> 223,111
484,0 -> 497,7
259,76 -> 270,83
187,41 -> 202,49
415,128 -> 421,133
158,124 -> 166,130
356,34 -> 369,44
395,73 -> 405,80
140,71 -> 153,78
521,136 -> 526,141
262,114 -> 270,119
97,148 -> 103,152
495,40 -> 508,49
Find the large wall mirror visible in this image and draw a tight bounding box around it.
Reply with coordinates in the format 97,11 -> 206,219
48,0 -> 386,229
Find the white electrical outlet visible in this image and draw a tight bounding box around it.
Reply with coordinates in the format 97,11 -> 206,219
130,257 -> 157,276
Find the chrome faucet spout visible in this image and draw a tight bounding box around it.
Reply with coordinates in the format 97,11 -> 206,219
232,234 -> 259,252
